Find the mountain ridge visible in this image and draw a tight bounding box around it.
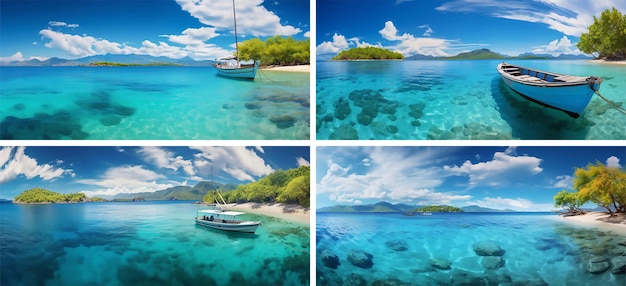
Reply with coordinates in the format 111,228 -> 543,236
317,202 -> 516,212
1,54 -> 216,66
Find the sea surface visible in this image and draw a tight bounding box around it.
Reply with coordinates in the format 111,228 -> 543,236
316,212 -> 626,285
0,67 -> 310,140
316,60 -> 626,140
0,201 -> 310,286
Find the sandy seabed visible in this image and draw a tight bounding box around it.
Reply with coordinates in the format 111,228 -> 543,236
227,202 -> 310,225
261,65 -> 310,73
557,211 -> 626,236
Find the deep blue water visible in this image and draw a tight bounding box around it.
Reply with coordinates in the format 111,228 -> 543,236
316,60 -> 626,140
0,201 -> 309,285
0,66 -> 310,140
316,212 -> 626,285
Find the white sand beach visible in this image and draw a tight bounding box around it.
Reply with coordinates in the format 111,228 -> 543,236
227,202 -> 310,225
261,65 -> 310,72
558,212 -> 626,236
589,59 -> 626,65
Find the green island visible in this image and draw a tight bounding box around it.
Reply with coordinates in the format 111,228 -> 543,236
577,7 -> 626,60
14,187 -> 90,204
554,161 -> 626,215
85,62 -> 183,67
236,36 -> 310,66
209,166 -> 310,208
413,205 -> 464,213
332,46 -> 404,60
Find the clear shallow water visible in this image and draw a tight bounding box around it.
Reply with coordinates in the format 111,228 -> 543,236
0,201 -> 310,285
0,67 -> 309,140
316,212 -> 626,285
316,60 -> 625,140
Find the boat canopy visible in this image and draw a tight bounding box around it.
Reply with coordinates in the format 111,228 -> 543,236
198,209 -> 246,216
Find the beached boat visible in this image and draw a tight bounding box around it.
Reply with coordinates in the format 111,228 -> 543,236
497,62 -> 603,118
216,0 -> 259,80
195,184 -> 261,233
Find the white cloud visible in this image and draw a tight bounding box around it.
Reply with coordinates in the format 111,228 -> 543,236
378,21 -> 451,57
474,196 -> 534,210
78,165 -> 173,197
138,147 -> 195,176
317,33 -> 350,55
0,52 -> 24,63
0,147 -> 74,184
419,24 -> 434,37
443,148 -> 543,188
39,29 -> 127,58
163,27 -> 220,46
175,0 -> 301,37
606,156 -> 622,168
296,157 -> 310,167
48,21 -> 79,28
191,146 -> 273,181
552,175 -> 573,188
532,35 -> 581,56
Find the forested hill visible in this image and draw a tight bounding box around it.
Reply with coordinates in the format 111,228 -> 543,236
318,202 -> 511,212
332,47 -> 404,60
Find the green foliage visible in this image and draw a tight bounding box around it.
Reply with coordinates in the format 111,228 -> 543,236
577,7 -> 626,60
444,49 -> 505,60
87,62 -> 182,67
414,205 -> 464,212
89,197 -> 109,202
237,36 -> 310,66
218,166 -> 310,207
573,162 -> 626,213
332,47 -> 404,60
554,190 -> 582,212
14,187 -> 87,204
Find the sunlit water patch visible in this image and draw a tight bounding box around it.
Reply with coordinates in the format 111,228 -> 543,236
316,212 -> 626,285
316,60 -> 626,140
0,201 -> 310,285
0,67 -> 309,139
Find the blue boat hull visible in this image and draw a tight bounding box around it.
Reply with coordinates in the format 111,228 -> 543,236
216,61 -> 259,80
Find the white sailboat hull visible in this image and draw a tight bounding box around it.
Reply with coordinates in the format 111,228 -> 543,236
195,218 -> 260,233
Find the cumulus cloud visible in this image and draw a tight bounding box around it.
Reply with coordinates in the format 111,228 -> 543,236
162,27 -> 220,46
191,146 -> 273,182
606,156 -> 622,168
474,196 -> 534,210
317,33 -> 350,55
552,175 -> 573,188
0,147 -> 74,184
175,0 -> 301,37
78,165 -> 173,197
296,157 -> 310,167
419,24 -> 434,37
48,21 -> 79,28
443,148 -> 543,188
378,21 -> 452,57
532,35 -> 581,56
138,147 -> 195,176
0,52 -> 25,63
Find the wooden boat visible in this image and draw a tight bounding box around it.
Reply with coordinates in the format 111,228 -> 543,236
194,181 -> 261,233
216,0 -> 259,80
497,62 -> 603,118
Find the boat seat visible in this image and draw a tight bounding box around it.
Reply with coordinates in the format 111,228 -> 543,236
545,74 -> 555,82
554,75 -> 586,82
521,69 -> 529,75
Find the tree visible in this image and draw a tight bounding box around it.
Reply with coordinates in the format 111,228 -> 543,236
574,162 -> 626,214
554,190 -> 583,213
277,175 -> 310,207
332,46 -> 404,60
577,7 -> 626,60
236,36 -> 310,66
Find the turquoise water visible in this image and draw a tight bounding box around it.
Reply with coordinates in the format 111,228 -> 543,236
316,60 -> 625,140
317,212 -> 626,285
0,201 -> 310,285
0,67 -> 309,140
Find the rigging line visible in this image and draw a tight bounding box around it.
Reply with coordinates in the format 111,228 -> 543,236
595,90 -> 626,116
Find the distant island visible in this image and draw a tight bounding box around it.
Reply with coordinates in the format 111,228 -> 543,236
413,205 -> 464,212
14,187 -> 90,204
317,201 -> 512,212
332,47 -> 404,61
85,61 -> 182,67
404,48 -> 592,61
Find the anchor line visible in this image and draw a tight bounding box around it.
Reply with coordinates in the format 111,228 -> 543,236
594,90 -> 626,116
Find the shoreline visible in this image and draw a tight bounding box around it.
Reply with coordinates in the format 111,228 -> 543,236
227,202 -> 310,225
589,59 -> 626,65
260,65 -> 310,73
556,211 -> 626,236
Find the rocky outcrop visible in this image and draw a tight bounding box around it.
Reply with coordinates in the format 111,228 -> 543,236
320,249 -> 340,269
385,239 -> 408,251
586,256 -> 610,274
429,257 -> 452,270
347,249 -> 374,269
481,256 -> 505,270
472,241 -> 505,256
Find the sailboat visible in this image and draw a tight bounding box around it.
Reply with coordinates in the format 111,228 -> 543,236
215,0 -> 260,79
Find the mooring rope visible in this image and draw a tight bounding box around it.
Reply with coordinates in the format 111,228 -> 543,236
595,90 -> 626,116
258,68 -> 277,83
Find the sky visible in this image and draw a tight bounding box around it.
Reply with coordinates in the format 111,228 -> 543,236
0,146 -> 310,199
316,146 -> 625,211
316,0 -> 626,59
0,0 -> 310,62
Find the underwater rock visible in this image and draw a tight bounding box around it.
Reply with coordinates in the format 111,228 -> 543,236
99,115 -> 122,126
334,97 -> 351,120
357,112 -> 374,126
371,278 -> 412,286
0,112 -> 89,140
472,241 -> 505,256
586,256 -> 610,274
222,104 -> 233,109
408,102 -> 426,119
12,103 -> 25,111
385,239 -> 408,251
112,105 -> 135,117
269,115 -> 296,129
323,114 -> 334,122
321,249 -> 340,269
343,273 -> 367,286
245,102 -> 262,110
429,257 -> 452,270
386,125 -> 398,134
449,269 -> 488,285
329,124 -> 359,140
411,120 -> 421,127
481,256 -> 505,270
347,249 -> 374,269
610,256 -> 626,274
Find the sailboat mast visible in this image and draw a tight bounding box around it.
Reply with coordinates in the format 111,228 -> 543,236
232,0 -> 239,61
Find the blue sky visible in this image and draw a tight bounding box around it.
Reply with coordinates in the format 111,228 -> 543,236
317,0 -> 626,59
317,146 -> 625,211
0,146 -> 310,199
0,0 -> 309,62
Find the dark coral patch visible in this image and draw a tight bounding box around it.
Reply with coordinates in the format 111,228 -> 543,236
269,115 -> 297,129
